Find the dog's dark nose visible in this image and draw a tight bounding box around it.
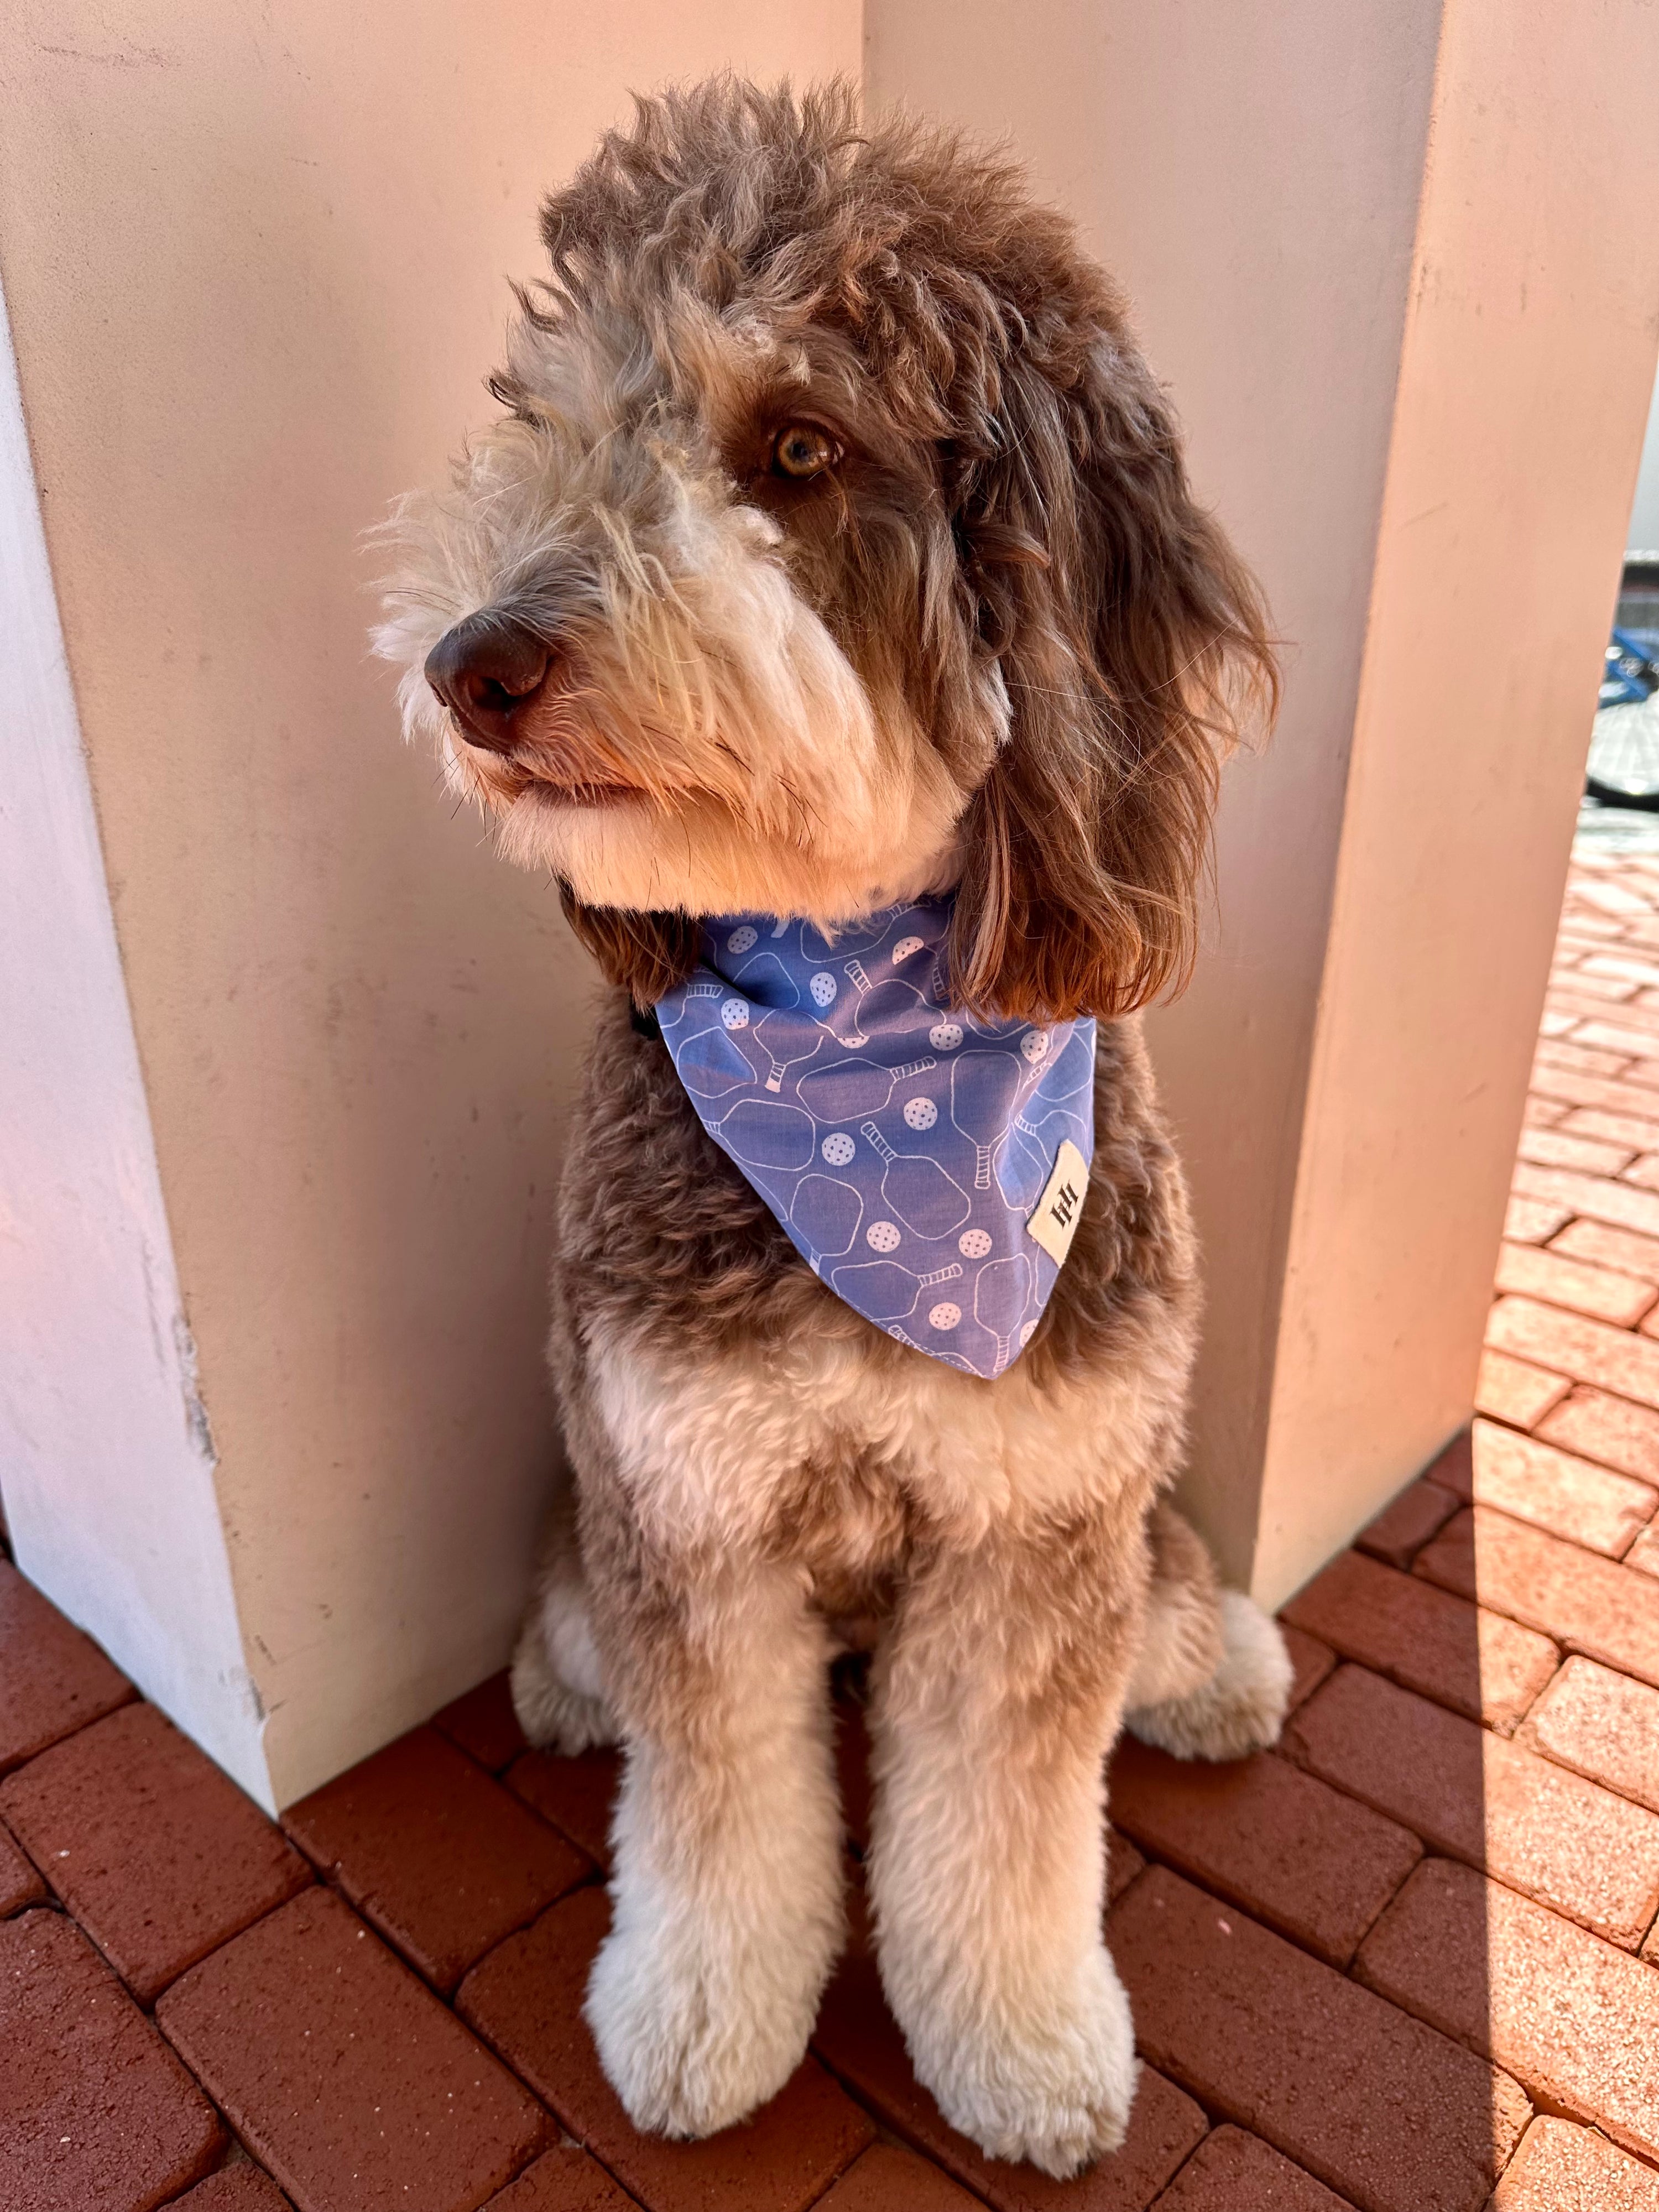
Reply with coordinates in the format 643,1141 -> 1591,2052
424,613 -> 551,753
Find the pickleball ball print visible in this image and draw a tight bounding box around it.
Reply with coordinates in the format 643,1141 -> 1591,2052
902,1097 -> 938,1131
810,971 -> 837,1007
928,1302 -> 962,1331
959,1228 -> 993,1258
727,925 -> 759,954
1021,1029 -> 1052,1065
866,1220 -> 901,1252
929,1021 -> 963,1053
893,935 -> 925,963
821,1132 -> 857,1166
721,998 -> 749,1029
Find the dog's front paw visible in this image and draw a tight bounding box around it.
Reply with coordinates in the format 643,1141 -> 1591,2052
585,1911 -> 816,2138
915,1948 -> 1138,2178
1126,1589 -> 1292,1761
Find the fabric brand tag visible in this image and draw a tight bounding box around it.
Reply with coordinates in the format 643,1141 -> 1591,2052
1026,1139 -> 1089,1265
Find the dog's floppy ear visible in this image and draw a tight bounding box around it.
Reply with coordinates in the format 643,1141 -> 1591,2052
558,888 -> 701,1009
947,328 -> 1277,1024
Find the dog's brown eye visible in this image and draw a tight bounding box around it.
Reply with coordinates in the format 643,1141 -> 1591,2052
771,423 -> 839,479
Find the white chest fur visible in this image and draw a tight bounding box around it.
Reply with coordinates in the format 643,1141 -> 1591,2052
587,1314 -> 1192,1559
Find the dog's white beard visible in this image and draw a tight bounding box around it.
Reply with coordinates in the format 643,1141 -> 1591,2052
377,458 -> 966,927
502,497 -> 963,924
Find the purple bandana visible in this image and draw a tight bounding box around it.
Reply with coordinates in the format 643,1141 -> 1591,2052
655,898 -> 1095,1378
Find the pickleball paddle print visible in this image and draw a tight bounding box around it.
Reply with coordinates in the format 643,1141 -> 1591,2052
656,896 -> 1096,1379
797,1054 -> 938,1122
858,1120 -> 972,1238
827,1256 -> 964,1324
752,1009 -> 824,1093
950,1048 -> 1027,1191
674,1022 -> 757,1100
995,1025 -> 1097,1206
787,1173 -> 864,1264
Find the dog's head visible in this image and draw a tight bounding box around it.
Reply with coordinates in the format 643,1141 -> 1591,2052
377,79 -> 1275,1017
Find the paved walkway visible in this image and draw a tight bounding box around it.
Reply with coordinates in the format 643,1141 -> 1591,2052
5,852 -> 1659,2212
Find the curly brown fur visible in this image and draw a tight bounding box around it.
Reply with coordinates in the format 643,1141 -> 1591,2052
382,78 -> 1285,2178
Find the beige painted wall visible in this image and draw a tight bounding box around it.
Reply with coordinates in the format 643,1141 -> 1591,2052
870,0 -> 1659,1600
0,0 -> 859,1803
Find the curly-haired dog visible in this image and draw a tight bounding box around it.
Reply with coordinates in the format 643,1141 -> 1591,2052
377,79 -> 1285,2177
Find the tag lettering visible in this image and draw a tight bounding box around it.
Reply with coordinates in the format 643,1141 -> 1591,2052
1026,1139 -> 1089,1265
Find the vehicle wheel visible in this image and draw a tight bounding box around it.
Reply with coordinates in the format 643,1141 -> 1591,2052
1585,693 -> 1659,810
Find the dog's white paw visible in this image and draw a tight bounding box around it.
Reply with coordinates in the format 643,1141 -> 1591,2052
510,1611 -> 619,1754
1126,1589 -> 1292,1761
585,1910 -> 815,2138
914,1949 -> 1138,2179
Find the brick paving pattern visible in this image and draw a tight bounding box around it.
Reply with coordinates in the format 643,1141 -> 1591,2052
2,846 -> 1657,2210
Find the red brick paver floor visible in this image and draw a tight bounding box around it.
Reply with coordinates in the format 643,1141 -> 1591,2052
4,847 -> 1659,2210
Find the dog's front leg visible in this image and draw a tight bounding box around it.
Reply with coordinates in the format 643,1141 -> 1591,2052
582,1503 -> 843,2139
868,1511 -> 1145,2178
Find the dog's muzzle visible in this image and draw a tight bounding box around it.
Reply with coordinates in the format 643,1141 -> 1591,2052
425,612 -> 551,753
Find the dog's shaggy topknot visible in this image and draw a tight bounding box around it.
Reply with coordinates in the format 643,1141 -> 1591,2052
536,80 -> 1092,375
